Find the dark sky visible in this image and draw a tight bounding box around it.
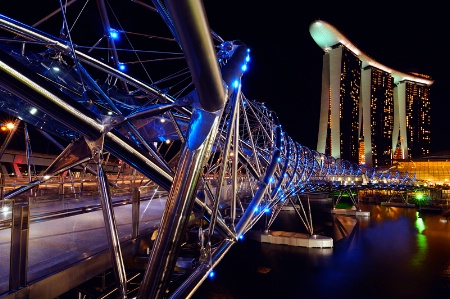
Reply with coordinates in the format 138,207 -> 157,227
204,1 -> 450,154
1,2 -> 448,154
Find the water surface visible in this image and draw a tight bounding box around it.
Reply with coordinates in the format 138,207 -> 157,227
194,203 -> 450,299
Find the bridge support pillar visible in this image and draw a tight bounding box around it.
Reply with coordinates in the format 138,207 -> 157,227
12,163 -> 22,179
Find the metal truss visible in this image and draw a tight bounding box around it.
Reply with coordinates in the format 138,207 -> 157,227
0,1 -> 416,298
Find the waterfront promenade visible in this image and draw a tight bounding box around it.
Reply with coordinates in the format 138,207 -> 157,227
2,176 -> 450,298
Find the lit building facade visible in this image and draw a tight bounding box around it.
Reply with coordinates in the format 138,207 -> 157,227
361,66 -> 394,167
317,45 -> 361,162
393,81 -> 431,159
310,20 -> 434,167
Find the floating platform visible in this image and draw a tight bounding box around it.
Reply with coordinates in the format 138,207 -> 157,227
331,208 -> 370,217
281,205 -> 302,211
302,194 -> 332,203
281,201 -> 329,212
418,205 -> 446,214
246,230 -> 333,248
381,202 -> 416,208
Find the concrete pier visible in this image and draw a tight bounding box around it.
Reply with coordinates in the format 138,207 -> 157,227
381,202 -> 416,208
246,230 -> 333,248
331,208 -> 370,216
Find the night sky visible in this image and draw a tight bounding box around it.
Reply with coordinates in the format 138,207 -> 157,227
1,2 -> 449,154
204,1 -> 450,154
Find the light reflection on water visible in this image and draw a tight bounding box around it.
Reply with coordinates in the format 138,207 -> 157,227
194,203 -> 450,299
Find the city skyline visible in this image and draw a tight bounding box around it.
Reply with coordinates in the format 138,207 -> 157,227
204,1 -> 450,154
2,2 -> 448,156
310,19 -> 433,167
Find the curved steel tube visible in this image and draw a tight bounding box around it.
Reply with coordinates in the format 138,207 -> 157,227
0,3 -> 417,299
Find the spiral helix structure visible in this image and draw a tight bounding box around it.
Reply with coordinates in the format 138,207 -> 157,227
0,1 -> 415,298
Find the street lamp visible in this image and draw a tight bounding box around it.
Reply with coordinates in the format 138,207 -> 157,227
1,122 -> 15,131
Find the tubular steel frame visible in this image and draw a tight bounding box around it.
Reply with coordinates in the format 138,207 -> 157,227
0,1 -> 415,298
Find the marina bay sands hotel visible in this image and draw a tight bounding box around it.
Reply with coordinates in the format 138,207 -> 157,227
309,20 -> 434,168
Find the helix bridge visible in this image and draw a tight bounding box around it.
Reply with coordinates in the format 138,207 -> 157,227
0,1 -> 416,298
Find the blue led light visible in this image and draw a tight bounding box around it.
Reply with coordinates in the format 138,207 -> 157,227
233,80 -> 239,88
241,64 -> 247,72
264,208 -> 270,213
109,29 -> 119,40
119,64 -> 126,71
239,234 -> 244,240
209,271 -> 215,278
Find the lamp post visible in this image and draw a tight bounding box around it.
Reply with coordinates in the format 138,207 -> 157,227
0,119 -> 20,159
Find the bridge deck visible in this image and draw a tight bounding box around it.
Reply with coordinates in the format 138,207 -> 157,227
0,192 -> 165,298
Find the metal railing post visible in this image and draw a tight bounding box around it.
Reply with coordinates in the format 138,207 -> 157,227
0,174 -> 4,200
9,199 -> 30,290
132,187 -> 140,239
59,175 -> 64,196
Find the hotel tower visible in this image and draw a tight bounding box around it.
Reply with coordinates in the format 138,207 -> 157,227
309,20 -> 434,168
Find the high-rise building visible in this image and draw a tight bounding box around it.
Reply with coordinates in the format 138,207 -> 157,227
309,20 -> 434,168
361,66 -> 394,167
394,81 -> 432,159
